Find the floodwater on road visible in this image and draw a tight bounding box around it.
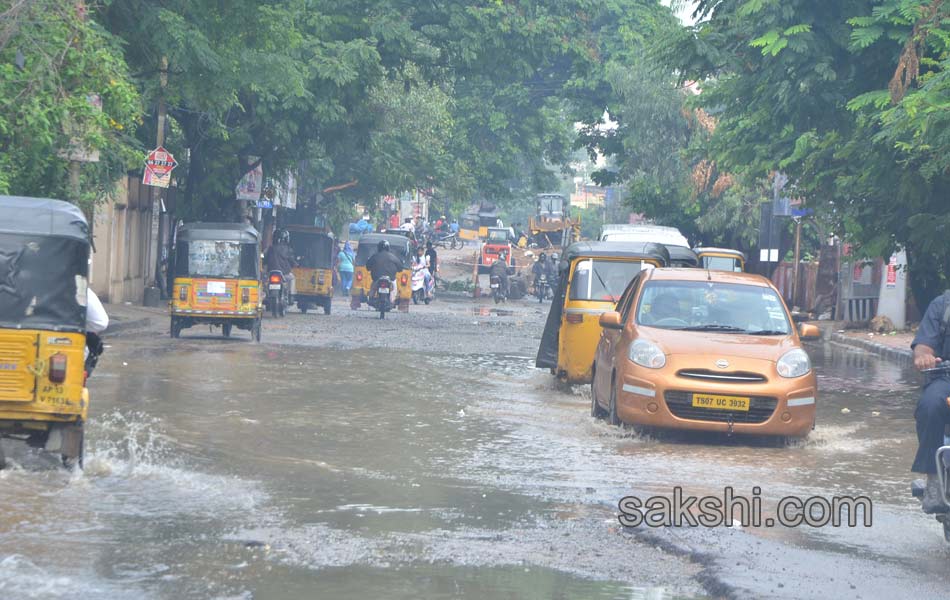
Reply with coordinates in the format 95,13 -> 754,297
1,303 -> 948,599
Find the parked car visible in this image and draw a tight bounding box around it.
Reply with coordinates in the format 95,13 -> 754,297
590,268 -> 820,440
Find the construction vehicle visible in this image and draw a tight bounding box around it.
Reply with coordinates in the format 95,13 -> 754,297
529,193 -> 580,249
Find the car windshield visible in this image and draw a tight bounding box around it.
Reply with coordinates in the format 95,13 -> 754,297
569,259 -> 649,302
636,280 -> 791,334
701,256 -> 743,272
487,230 -> 508,242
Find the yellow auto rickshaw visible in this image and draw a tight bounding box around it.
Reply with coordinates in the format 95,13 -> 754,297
536,241 -> 669,384
170,223 -> 263,341
0,197 -> 92,467
287,225 -> 335,315
693,247 -> 746,272
350,233 -> 412,310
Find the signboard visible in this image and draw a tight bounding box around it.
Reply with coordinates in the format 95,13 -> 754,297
886,256 -> 898,288
236,157 -> 263,201
142,146 -> 178,188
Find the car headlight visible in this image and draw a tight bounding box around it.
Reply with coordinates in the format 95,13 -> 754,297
629,339 -> 666,369
777,349 -> 811,378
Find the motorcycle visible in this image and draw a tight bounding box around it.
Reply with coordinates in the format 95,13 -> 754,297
490,275 -> 507,304
375,276 -> 393,319
411,265 -> 435,305
912,363 -> 950,541
433,231 -> 463,250
535,273 -> 548,303
266,270 -> 289,318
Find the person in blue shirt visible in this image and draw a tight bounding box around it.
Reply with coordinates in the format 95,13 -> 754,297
449,219 -> 460,234
911,292 -> 950,513
337,241 -> 355,294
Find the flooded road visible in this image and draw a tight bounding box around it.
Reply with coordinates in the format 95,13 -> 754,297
1,298 -> 948,599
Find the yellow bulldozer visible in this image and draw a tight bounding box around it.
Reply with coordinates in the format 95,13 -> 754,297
528,193 -> 580,249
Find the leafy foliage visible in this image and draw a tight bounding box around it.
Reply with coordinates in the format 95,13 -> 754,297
0,0 -> 141,211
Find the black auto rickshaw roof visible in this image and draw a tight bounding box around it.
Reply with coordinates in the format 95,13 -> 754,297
357,232 -> 413,248
664,245 -> 699,267
560,241 -> 670,268
0,196 -> 89,241
177,222 -> 260,243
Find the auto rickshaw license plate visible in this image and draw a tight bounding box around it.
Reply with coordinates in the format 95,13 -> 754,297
691,394 -> 750,412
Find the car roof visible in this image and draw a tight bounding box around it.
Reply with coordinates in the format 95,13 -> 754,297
644,267 -> 773,287
0,195 -> 89,241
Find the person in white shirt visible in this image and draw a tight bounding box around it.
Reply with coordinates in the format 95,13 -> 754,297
86,288 -> 109,333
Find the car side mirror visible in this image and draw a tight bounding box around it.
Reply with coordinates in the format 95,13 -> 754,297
599,311 -> 623,330
798,323 -> 820,341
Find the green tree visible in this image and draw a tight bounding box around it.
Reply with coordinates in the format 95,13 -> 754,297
0,0 -> 141,211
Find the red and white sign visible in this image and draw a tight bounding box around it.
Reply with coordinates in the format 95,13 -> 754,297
886,256 -> 898,288
142,146 -> 178,188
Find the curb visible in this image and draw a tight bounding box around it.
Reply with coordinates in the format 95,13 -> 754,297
830,332 -> 913,366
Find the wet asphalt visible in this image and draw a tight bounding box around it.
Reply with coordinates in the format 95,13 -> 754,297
0,292 -> 947,599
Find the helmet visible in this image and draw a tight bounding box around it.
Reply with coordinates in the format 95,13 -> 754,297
539,252 -> 546,260
377,240 -> 390,252
276,229 -> 289,244
551,253 -> 559,262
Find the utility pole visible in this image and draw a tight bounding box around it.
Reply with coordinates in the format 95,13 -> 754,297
791,217 -> 802,307
144,56 -> 168,305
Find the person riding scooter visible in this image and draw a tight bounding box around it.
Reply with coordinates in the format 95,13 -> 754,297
264,229 -> 297,298
489,250 -> 510,298
367,239 -> 403,304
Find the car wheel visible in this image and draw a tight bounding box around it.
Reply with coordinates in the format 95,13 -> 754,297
591,369 -> 607,419
608,379 -> 621,426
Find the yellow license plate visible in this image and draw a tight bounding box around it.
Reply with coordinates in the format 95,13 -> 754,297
691,394 -> 750,412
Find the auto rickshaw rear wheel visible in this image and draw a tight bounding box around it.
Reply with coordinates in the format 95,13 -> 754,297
170,317 -> 182,338
222,323 -> 232,337
299,302 -> 309,314
0,438 -> 6,470
252,318 -> 262,342
323,301 -> 331,315
60,424 -> 84,470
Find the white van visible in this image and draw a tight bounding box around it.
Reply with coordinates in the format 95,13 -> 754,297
599,224 -> 689,248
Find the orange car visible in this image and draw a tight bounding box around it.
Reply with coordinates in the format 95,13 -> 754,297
590,268 -> 819,439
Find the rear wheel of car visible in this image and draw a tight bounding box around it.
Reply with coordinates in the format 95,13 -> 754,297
608,379 -> 621,426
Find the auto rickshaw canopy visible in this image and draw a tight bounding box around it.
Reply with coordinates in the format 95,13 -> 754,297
557,241 -> 671,271
174,222 -> 261,279
664,245 -> 700,268
286,226 -> 335,269
693,247 -> 746,271
354,233 -> 412,268
0,196 -> 90,332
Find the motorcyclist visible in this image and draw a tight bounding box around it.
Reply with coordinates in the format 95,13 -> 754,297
490,250 -> 510,297
911,292 -> 950,513
547,252 -> 560,288
532,252 -> 548,293
366,240 -> 403,303
264,229 -> 297,297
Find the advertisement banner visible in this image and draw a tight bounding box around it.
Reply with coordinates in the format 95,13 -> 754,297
236,157 -> 263,201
